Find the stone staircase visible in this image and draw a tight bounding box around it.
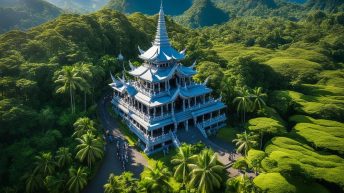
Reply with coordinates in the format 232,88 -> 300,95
196,123 -> 208,138
170,131 -> 181,147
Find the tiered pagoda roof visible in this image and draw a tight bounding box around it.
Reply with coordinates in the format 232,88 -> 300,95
138,3 -> 185,63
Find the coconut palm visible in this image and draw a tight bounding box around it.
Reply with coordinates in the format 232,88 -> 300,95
44,173 -> 66,193
72,117 -> 96,138
171,144 -> 195,185
251,87 -> 267,111
104,172 -> 137,193
233,87 -> 253,124
232,131 -> 258,157
74,63 -> 92,112
141,161 -> 171,193
104,173 -> 123,193
55,147 -> 72,168
23,172 -> 43,193
225,173 -> 254,193
54,66 -> 88,113
189,149 -> 224,193
34,152 -> 56,176
67,167 -> 88,193
75,132 -> 104,168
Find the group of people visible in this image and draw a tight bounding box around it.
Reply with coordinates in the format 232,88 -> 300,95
116,140 -> 129,171
104,130 -> 130,171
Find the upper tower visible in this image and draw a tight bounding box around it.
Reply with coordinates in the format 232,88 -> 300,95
138,1 -> 186,64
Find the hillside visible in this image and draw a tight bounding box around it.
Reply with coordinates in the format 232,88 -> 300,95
0,0 -> 62,33
176,0 -> 229,28
107,0 -> 192,15
306,0 -> 344,12
45,0 -> 108,13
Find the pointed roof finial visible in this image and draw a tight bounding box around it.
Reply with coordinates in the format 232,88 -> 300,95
153,0 -> 170,47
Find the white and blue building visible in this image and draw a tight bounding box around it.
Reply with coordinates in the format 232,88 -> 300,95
109,3 -> 227,155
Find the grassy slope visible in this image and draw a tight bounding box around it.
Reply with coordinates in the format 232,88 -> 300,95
270,84 -> 344,121
289,115 -> 344,154
262,137 -> 344,188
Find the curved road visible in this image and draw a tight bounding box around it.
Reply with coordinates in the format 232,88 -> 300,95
82,96 -> 148,193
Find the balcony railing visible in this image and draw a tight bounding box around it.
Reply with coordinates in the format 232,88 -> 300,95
127,119 -> 172,146
197,114 -> 227,129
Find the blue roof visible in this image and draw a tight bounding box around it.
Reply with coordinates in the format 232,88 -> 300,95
138,3 -> 185,63
177,65 -> 196,76
180,85 -> 211,98
129,64 -> 195,82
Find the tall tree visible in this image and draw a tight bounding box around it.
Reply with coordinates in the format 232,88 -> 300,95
72,117 -> 96,138
23,172 -> 43,193
74,63 -> 92,112
55,147 -> 73,168
251,87 -> 267,112
189,149 -> 224,193
54,66 -> 88,113
104,172 -> 137,193
75,132 -> 104,168
140,161 -> 171,193
233,87 -> 253,124
171,144 -> 195,185
33,152 -> 56,177
232,131 -> 258,157
44,173 -> 66,193
67,167 -> 88,193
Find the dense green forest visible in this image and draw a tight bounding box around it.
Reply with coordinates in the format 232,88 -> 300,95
0,0 -> 62,33
0,0 -> 344,192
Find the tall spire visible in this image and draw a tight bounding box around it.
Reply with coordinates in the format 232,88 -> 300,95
153,0 -> 171,47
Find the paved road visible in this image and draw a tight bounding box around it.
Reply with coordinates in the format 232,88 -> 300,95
82,97 -> 148,193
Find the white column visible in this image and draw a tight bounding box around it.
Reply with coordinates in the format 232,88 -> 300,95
153,107 -> 156,118
161,106 -> 164,116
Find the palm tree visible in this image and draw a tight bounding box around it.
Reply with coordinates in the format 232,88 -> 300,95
67,167 -> 88,193
251,87 -> 267,112
225,173 -> 254,193
44,173 -> 66,193
54,66 -> 88,113
232,131 -> 258,157
72,117 -> 96,138
34,152 -> 56,176
141,161 -> 171,193
74,63 -> 92,112
75,132 -> 104,168
104,173 -> 123,193
104,172 -> 137,193
233,87 -> 253,124
189,149 -> 224,193
55,147 -> 72,168
171,144 -> 195,185
23,172 -> 43,193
